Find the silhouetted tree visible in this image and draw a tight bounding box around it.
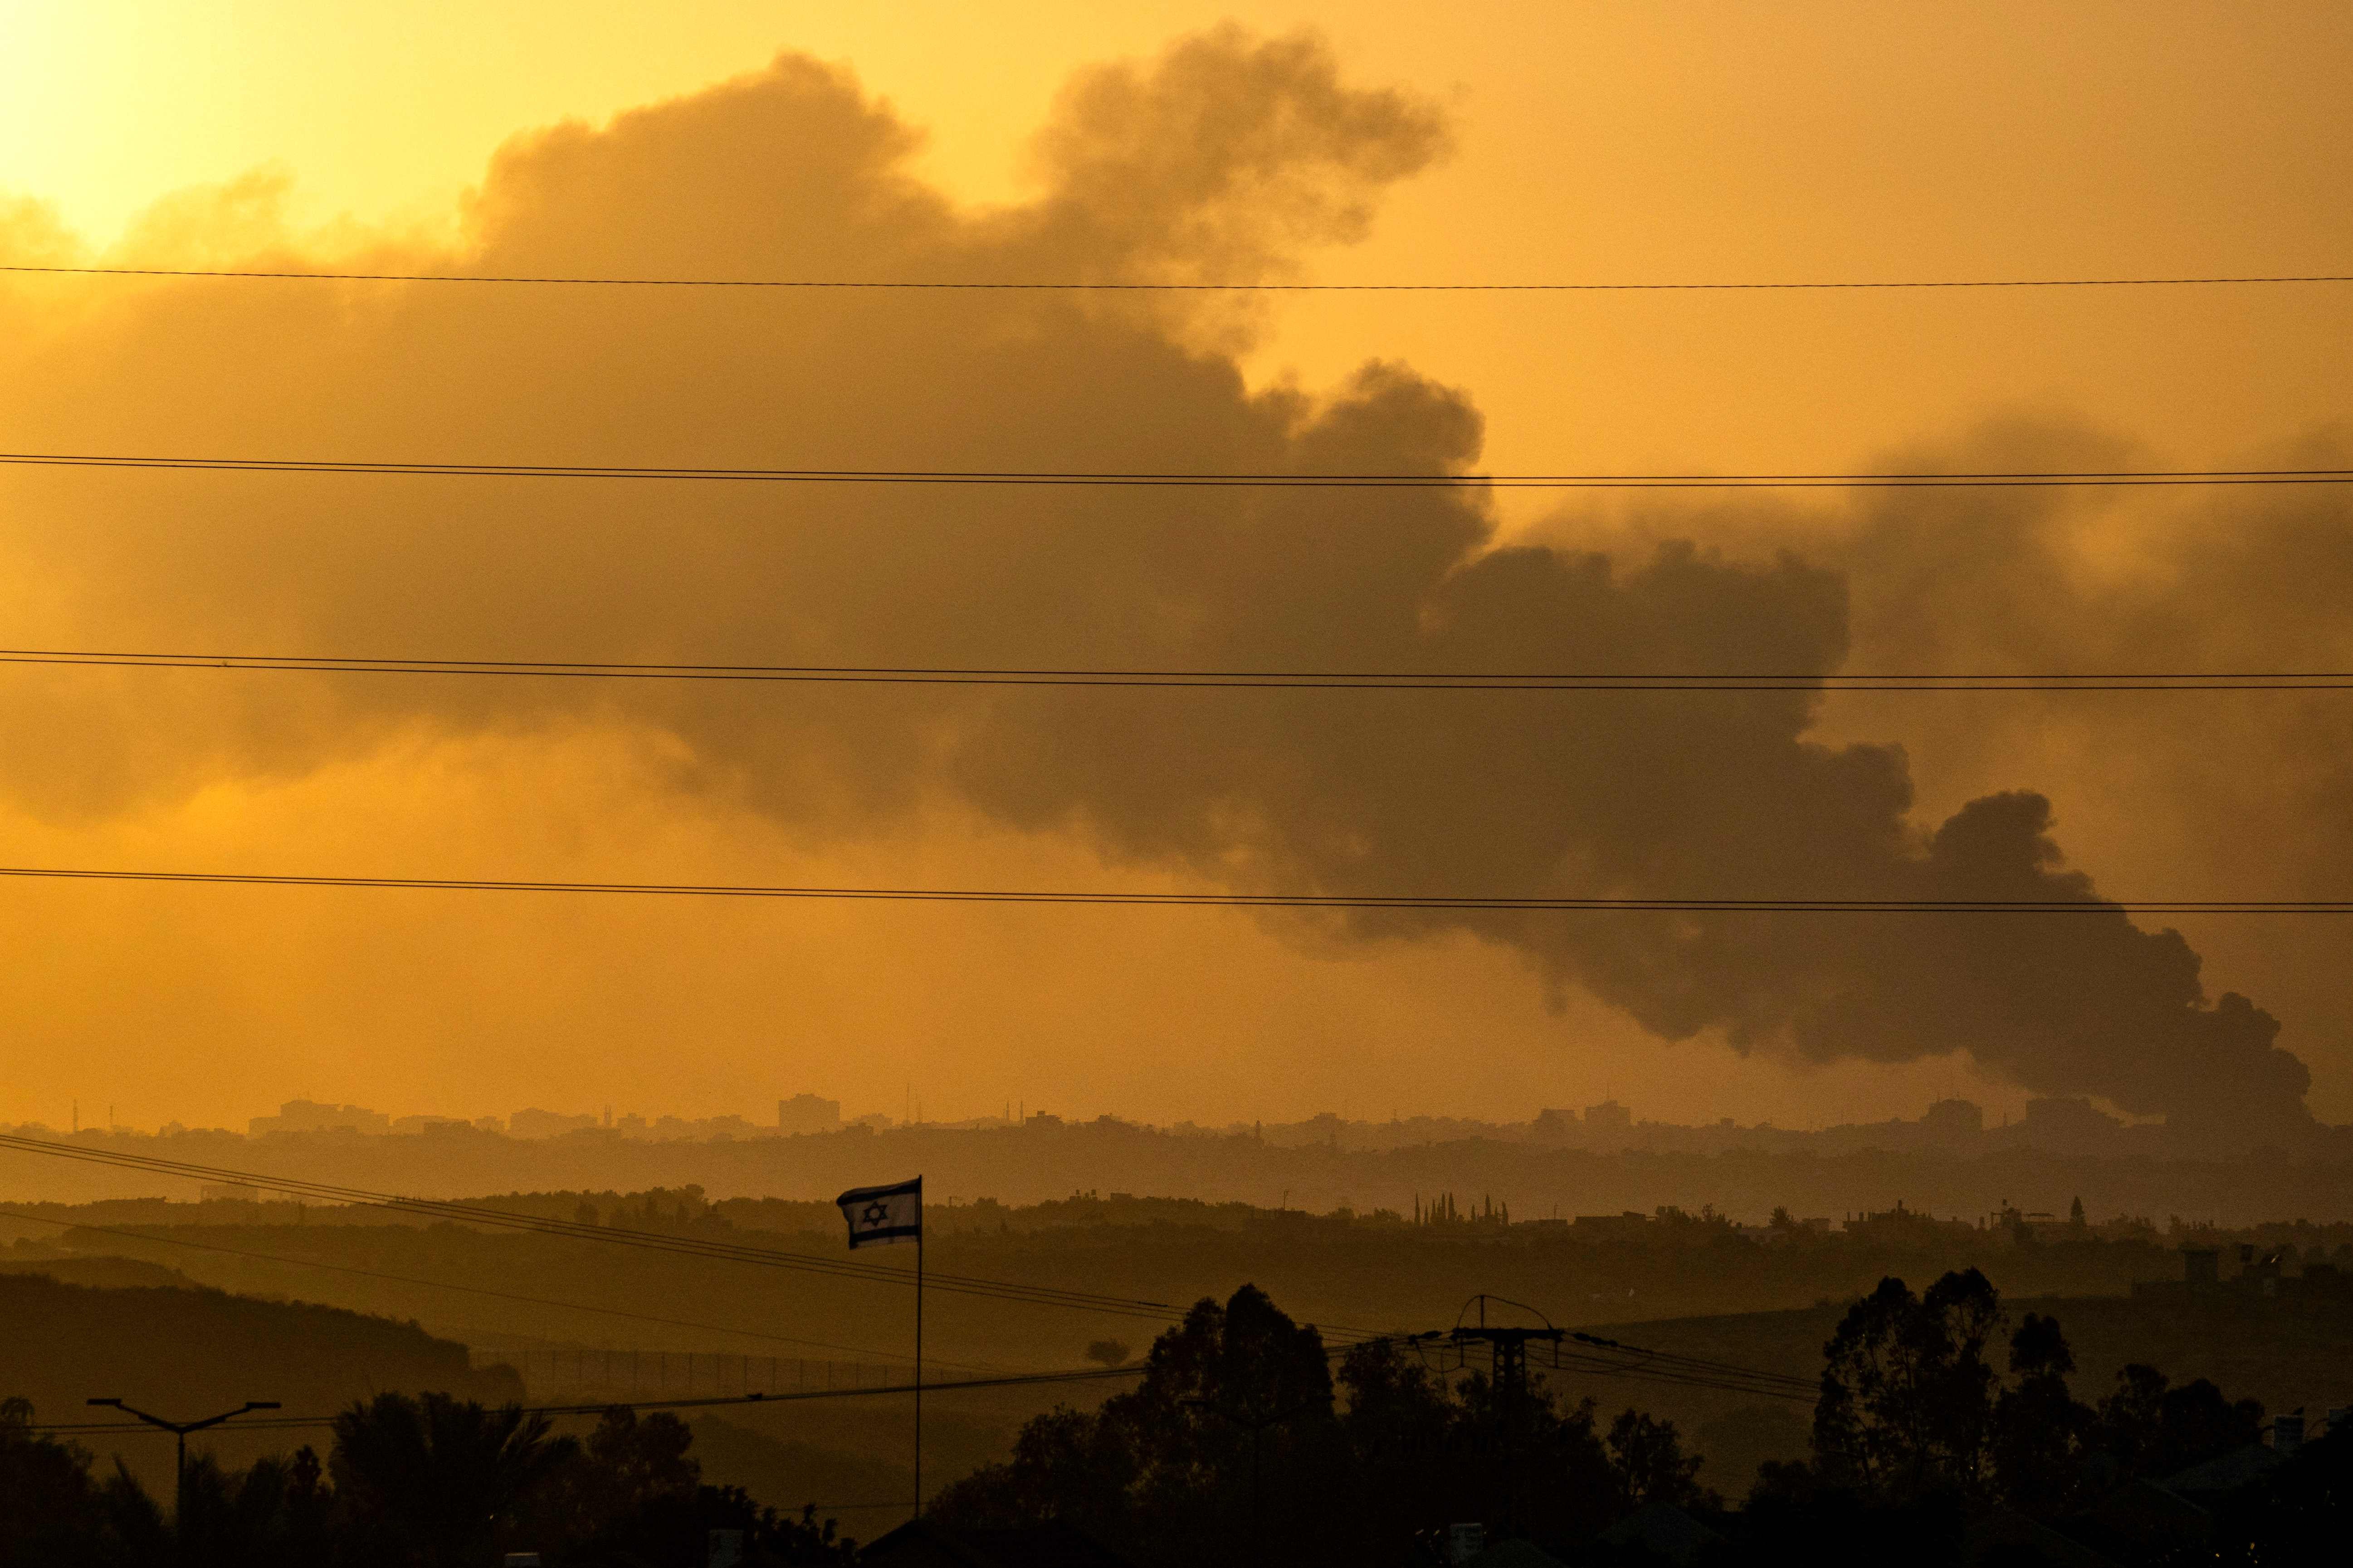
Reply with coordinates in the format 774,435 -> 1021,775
1808,1270 -> 2004,1502
512,1405 -> 699,1554
2209,1419 -> 2353,1563
935,1284 -> 1338,1563
937,1286 -> 1692,1565
1438,1365 -> 1621,1546
1987,1312 -> 2091,1517
1334,1337 -> 1455,1470
0,1396 -> 107,1566
329,1393 -> 577,1567
3,1388 -> 855,1567
173,1448 -> 335,1568
93,1459 -> 170,1564
1606,1408 -> 1712,1510
587,1407 -> 698,1509
577,1485 -> 855,1567
2093,1363 -> 2264,1479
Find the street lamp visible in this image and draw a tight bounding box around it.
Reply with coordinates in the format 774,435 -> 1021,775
86,1399 -> 283,1524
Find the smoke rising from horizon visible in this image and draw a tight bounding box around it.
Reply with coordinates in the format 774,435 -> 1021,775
0,29 -> 2341,1136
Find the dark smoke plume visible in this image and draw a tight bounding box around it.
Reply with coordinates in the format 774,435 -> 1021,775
0,30 -> 2326,1138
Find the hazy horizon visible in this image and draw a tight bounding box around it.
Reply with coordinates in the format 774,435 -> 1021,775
0,1086 -> 2198,1141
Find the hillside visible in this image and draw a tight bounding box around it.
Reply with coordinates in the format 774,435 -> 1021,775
8,1120 -> 2353,1224
0,1270 -> 521,1496
12,1195 -> 2343,1375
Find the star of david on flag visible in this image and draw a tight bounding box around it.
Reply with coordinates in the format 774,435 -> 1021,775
836,1176 -> 922,1249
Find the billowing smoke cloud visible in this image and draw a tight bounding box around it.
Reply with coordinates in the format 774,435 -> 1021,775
0,29 -> 2329,1137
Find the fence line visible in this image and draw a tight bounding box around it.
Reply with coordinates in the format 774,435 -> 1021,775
471,1345 -> 910,1399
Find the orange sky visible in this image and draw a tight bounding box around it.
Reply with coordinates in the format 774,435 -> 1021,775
10,1 -> 2348,482
1,4 -> 2348,1133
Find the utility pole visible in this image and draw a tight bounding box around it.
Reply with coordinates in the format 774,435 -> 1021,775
1403,1297 -> 1566,1536
86,1399 -> 281,1526
1407,1295 -> 1565,1406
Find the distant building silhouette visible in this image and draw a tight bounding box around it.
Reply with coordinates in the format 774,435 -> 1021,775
508,1108 -> 600,1139
1921,1097 -> 1984,1142
2007,1096 -> 2127,1152
390,1114 -> 498,1135
249,1100 -> 387,1136
1532,1100 -> 1636,1152
1581,1105 -> 1637,1152
2132,1241 -> 2353,1303
777,1093 -> 842,1135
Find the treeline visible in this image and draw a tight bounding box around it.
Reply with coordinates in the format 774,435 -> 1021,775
7,1274 -> 2342,1563
15,1192 -> 2353,1387
0,1395 -> 850,1567
933,1276 -> 2347,1565
11,1120 -> 2353,1223
930,1284 -> 1717,1563
16,1182 -> 2353,1257
1735,1266 -> 2349,1563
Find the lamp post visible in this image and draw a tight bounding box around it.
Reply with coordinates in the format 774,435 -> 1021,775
85,1399 -> 282,1525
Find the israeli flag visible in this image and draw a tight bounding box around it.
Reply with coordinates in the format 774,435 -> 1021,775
836,1176 -> 922,1249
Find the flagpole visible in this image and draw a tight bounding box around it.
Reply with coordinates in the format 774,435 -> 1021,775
914,1206 -> 924,1517
836,1174 -> 924,1521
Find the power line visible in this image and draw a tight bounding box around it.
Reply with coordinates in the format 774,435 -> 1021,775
1373,1294 -> 1819,1402
29,1365 -> 1150,1437
0,1150 -> 1858,1398
0,1134 -> 1183,1322
0,1204 -> 994,1371
6,647 -> 2352,691
1544,1345 -> 1815,1403
1,1179 -> 1816,1412
31,1334 -> 1815,1437
8,1188 -> 1786,1393
4,451 -> 2347,488
0,866 -> 2340,914
20,1323 -> 1816,1433
1561,1331 -> 1817,1394
6,263 -> 2350,291
1352,1325 -> 1815,1404
0,1177 -> 1825,1414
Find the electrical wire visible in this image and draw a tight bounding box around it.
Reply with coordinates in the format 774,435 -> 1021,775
7,263 -> 2350,291
29,1364 -> 1150,1437
6,648 -> 2351,691
0,1204 -> 995,1371
1562,1331 -> 1818,1392
0,1134 -> 1184,1322
3,1202 -> 1820,1423
1,1153 -> 1821,1398
1546,1349 -> 1814,1403
33,1341 -> 1815,1437
4,451 -> 2347,488
0,867 -> 2339,914
1347,1328 -> 1815,1404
